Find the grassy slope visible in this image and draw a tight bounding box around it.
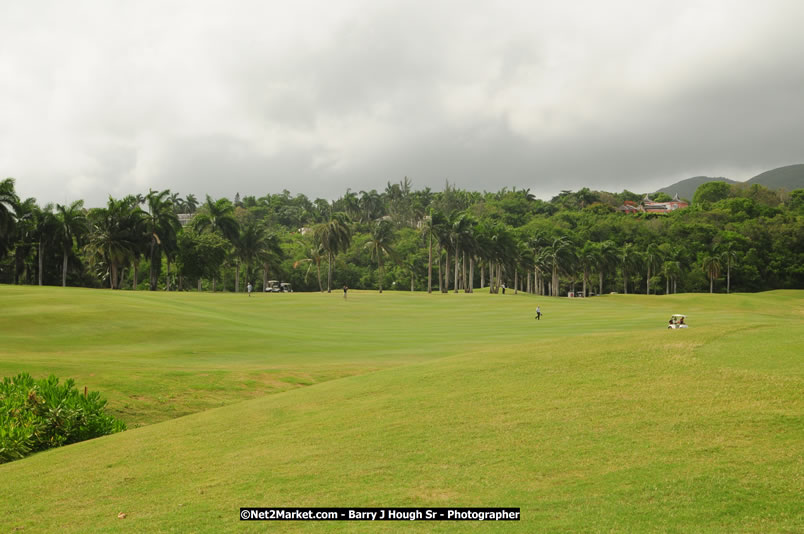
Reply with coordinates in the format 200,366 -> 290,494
1,287 -> 802,532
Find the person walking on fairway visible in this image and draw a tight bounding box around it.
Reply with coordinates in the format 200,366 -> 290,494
535,305 -> 542,320
247,282 -> 252,297
343,284 -> 348,299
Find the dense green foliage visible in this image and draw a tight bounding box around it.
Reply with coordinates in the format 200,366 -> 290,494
0,373 -> 126,463
0,177 -> 802,294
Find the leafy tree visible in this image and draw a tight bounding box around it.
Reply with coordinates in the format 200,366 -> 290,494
176,230 -> 229,290
693,181 -> 732,205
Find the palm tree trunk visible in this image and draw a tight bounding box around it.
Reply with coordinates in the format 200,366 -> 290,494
552,263 -> 558,297
110,262 -> 117,289
599,271 -> 603,296
166,258 -> 171,291
727,261 -> 731,294
438,249 -> 443,293
38,242 -> 44,286
212,277 -> 216,292
198,279 -> 202,291
481,264 -> 485,289
583,268 -> 587,297
411,271 -> 414,292
461,251 -> 467,291
514,269 -> 518,295
133,262 -> 138,290
443,249 -> 449,292
378,258 -> 383,293
453,244 -> 459,293
623,270 -> 628,294
468,257 -> 474,293
149,242 -> 157,291
646,266 -> 650,295
62,251 -> 68,287
710,275 -> 713,294
327,252 -> 333,293
427,232 -> 432,294
235,258 -> 240,293
316,263 -> 323,292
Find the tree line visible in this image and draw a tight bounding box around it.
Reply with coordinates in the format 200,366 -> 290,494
1,177 -> 802,295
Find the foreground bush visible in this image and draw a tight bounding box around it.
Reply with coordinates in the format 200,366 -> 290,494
0,373 -> 126,463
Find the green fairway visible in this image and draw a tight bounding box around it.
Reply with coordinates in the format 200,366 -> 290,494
1,286 -> 802,532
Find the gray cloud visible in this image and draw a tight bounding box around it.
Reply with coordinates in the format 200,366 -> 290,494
1,0 -> 802,206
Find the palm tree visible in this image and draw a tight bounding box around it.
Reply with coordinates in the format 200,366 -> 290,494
364,220 -> 397,292
0,178 -> 18,255
595,240 -> 618,296
702,254 -> 722,294
144,189 -> 180,291
313,213 -> 352,293
544,236 -> 572,297
33,203 -> 59,286
259,233 -> 283,291
620,243 -> 640,294
193,196 -> 239,291
718,242 -> 738,294
662,260 -> 681,295
644,243 -> 663,295
184,194 -> 199,214
87,196 -> 145,289
235,222 -> 278,293
422,209 -> 446,294
54,200 -> 88,287
294,242 -> 325,292
578,242 -> 598,297
11,196 -> 37,284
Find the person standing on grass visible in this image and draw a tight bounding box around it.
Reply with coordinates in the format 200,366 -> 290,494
247,282 -> 252,297
535,305 -> 542,320
343,285 -> 348,299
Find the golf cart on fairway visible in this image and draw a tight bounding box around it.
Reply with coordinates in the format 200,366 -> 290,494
265,280 -> 281,292
265,280 -> 292,293
668,314 -> 688,329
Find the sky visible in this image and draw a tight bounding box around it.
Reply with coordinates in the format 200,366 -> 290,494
2,0 -> 803,207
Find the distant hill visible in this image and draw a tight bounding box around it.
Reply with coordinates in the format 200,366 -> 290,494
656,164 -> 804,200
655,176 -> 737,201
746,164 -> 804,191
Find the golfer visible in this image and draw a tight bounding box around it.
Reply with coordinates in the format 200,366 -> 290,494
247,282 -> 252,297
535,305 -> 542,320
343,285 -> 348,299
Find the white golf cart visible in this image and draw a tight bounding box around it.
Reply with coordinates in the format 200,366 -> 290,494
667,314 -> 688,329
265,280 -> 281,292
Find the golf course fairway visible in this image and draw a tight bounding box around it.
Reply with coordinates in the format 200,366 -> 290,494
1,285 -> 802,532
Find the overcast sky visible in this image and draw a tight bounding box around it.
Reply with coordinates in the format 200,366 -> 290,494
2,0 -> 803,206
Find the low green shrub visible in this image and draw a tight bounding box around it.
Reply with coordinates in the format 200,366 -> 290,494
0,373 -> 126,463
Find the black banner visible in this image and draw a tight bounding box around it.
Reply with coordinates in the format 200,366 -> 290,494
240,507 -> 520,521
